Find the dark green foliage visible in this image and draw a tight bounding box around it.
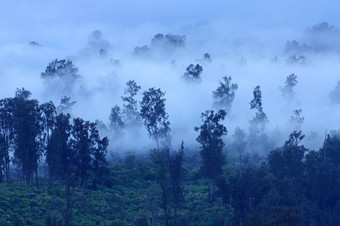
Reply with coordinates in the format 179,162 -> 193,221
0,89 -> 339,225
12,89 -> 42,186
0,98 -> 14,184
169,142 -> 185,226
195,109 -> 227,202
46,113 -> 71,181
90,123 -> 109,189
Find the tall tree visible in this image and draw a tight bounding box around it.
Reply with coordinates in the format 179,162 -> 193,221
290,109 -> 304,131
109,105 -> 124,133
0,98 -> 14,184
69,118 -> 92,188
40,102 -> 57,164
169,142 -> 185,225
41,59 -> 79,96
89,123 -> 109,190
46,113 -> 71,183
121,80 -> 141,126
12,88 -> 42,186
140,88 -> 171,225
281,73 -> 298,101
249,86 -> 268,135
57,96 -> 76,115
195,109 -> 227,202
140,87 -> 171,148
212,76 -> 238,112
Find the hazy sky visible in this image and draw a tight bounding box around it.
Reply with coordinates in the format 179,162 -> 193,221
1,0 -> 339,44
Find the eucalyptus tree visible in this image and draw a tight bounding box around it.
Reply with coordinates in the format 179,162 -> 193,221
0,98 -> 14,184
140,87 -> 171,225
212,76 -> 238,112
281,73 -> 298,101
121,80 -> 141,126
249,86 -> 268,135
195,109 -> 227,202
12,88 -> 42,186
140,87 -> 171,148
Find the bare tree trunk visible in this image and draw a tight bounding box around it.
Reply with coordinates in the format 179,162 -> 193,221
35,165 -> 38,187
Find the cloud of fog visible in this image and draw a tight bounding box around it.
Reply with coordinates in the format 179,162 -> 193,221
1,0 -> 340,155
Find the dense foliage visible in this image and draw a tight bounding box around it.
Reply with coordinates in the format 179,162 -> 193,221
0,87 -> 339,225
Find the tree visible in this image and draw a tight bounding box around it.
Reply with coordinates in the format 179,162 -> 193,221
12,88 -> 42,186
169,142 -> 185,226
121,80 -> 141,126
151,33 -> 186,50
40,101 -> 57,152
150,148 -> 170,226
287,55 -> 306,65
183,64 -> 203,82
69,118 -> 92,188
57,96 -> 76,114
89,123 -> 109,189
203,53 -> 211,63
41,59 -> 79,96
249,86 -> 268,135
268,131 -> 307,206
46,113 -> 71,183
0,98 -> 14,184
140,88 -> 171,148
195,109 -> 227,202
281,73 -> 298,101
212,76 -> 238,112
109,105 -> 124,133
290,109 -> 304,131
140,87 -> 171,225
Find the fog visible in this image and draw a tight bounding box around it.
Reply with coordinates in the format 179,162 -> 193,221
1,0 -> 340,154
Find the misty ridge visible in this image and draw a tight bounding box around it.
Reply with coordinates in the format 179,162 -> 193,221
2,21 -> 340,160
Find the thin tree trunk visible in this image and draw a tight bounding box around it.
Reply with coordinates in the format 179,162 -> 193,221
163,188 -> 169,226
212,178 -> 216,202
174,204 -> 178,226
208,179 -> 211,203
35,165 -> 38,187
5,137 -> 10,184
26,171 -> 30,186
152,179 -> 156,226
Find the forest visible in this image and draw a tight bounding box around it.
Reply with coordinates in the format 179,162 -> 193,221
0,57 -> 339,225
1,1 -> 340,225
